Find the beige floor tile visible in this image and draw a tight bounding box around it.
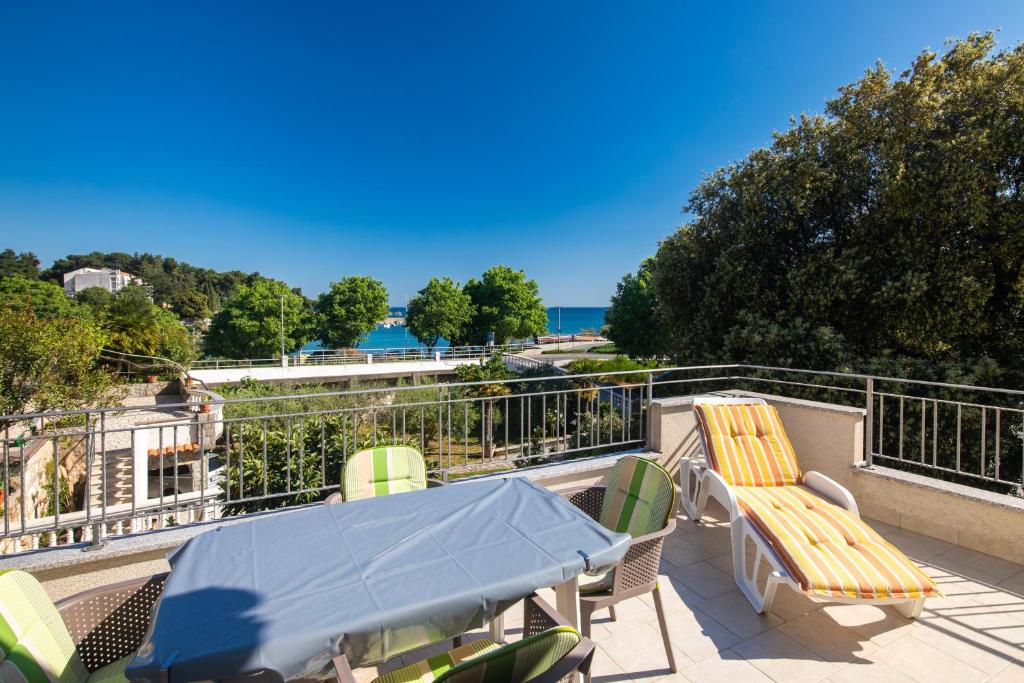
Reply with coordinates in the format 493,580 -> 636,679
1000,570 -> 1024,596
659,603 -> 742,662
695,590 -> 784,640
706,551 -> 735,576
657,574 -> 709,614
733,629 -> 840,682
590,644 -> 632,683
987,660 -> 1024,682
680,651 -> 772,682
660,536 -> 712,569
912,604 -> 1024,674
872,633 -> 987,683
599,622 -> 692,680
825,659 -> 915,683
861,517 -> 900,537
767,585 -> 822,621
779,609 -> 879,664
588,596 -> 658,637
883,529 -> 956,561
820,603 -> 917,647
666,560 -> 736,600
935,546 -> 1023,583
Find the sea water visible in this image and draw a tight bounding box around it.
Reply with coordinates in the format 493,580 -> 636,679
302,307 -> 607,351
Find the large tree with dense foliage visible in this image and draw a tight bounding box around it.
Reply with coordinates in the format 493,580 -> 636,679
460,266 -> 547,345
205,280 -> 314,358
649,34 -> 1024,385
406,277 -> 474,350
0,277 -> 83,319
0,307 -> 111,425
314,276 -> 390,349
604,257 -> 664,359
0,249 -> 40,279
103,285 -> 195,366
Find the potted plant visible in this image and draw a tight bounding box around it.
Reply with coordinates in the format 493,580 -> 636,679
146,374 -> 159,383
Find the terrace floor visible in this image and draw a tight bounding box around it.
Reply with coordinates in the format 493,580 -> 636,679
354,498 -> 1024,683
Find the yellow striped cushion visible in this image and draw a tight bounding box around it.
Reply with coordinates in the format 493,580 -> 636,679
342,446 -> 427,501
694,403 -> 802,486
733,486 -> 941,600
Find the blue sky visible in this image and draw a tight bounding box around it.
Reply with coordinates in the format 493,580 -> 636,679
2,2 -> 1023,306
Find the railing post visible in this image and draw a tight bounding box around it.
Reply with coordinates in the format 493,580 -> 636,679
864,377 -> 874,467
645,371 -> 654,445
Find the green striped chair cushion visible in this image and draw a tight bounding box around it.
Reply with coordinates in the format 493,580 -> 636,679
342,446 -> 428,501
0,569 -> 89,683
576,568 -> 615,595
376,627 -> 582,683
597,456 -> 676,537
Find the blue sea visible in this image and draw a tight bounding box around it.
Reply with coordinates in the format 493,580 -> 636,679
302,307 -> 606,351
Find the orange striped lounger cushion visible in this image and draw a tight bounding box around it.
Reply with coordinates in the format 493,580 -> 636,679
695,402 -> 941,601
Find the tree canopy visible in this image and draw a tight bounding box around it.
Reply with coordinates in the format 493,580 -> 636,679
0,306 -> 111,424
0,249 -> 40,279
102,285 -> 195,366
406,277 -> 474,350
604,257 -> 664,359
0,277 -> 84,319
645,34 -> 1024,385
314,276 -> 390,349
461,266 -> 547,345
204,279 -> 314,358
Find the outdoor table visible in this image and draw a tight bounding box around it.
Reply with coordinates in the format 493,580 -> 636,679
126,477 -> 630,682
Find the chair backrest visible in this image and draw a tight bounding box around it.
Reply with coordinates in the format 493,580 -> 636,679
598,456 -> 676,537
437,626 -> 582,683
0,569 -> 89,683
342,446 -> 427,501
693,401 -> 802,486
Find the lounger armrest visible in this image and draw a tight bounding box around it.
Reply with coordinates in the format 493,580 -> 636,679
56,572 -> 169,672
332,654 -> 358,683
611,518 -> 676,594
803,471 -> 859,515
560,485 -> 606,522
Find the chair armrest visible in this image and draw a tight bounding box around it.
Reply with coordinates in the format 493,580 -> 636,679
427,478 -> 446,488
560,485 -> 606,522
803,470 -> 859,515
523,592 -> 571,636
611,518 -> 676,595
56,572 -> 168,672
324,491 -> 343,505
332,654 -> 358,683
530,637 -> 596,682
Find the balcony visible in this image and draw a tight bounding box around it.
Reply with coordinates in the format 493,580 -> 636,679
2,364 -> 1023,681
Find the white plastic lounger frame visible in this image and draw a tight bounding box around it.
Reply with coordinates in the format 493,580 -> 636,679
681,395 -> 924,619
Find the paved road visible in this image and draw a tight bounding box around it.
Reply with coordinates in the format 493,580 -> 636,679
190,358 -> 482,386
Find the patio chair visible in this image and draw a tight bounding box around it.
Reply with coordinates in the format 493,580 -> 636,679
0,568 -> 167,683
687,397 -> 941,617
562,455 -> 678,682
325,445 -> 443,503
331,593 -> 595,683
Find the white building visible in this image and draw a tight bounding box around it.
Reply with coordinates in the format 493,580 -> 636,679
63,267 -> 142,296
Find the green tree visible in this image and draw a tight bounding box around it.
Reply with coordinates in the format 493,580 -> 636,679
0,277 -> 83,319
74,287 -> 113,315
0,307 -> 111,425
0,249 -> 40,279
455,355 -> 513,458
604,257 -> 664,359
461,266 -> 547,345
314,276 -> 390,349
205,280 -> 314,358
172,291 -> 211,320
647,34 -> 1024,385
406,277 -> 474,350
103,285 -> 195,366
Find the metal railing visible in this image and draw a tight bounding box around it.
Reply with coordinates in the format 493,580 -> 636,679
190,343 -> 537,370
2,363 -> 1021,553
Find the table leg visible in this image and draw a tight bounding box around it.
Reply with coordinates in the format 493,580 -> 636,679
554,576 -> 579,629
488,611 -> 505,642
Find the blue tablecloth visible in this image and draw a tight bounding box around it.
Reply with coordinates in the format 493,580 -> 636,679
127,477 -> 629,682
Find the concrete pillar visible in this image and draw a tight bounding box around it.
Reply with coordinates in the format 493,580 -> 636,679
366,353 -> 374,364
280,355 -> 289,368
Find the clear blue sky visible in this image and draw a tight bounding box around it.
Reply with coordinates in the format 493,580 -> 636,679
2,2 -> 1023,306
